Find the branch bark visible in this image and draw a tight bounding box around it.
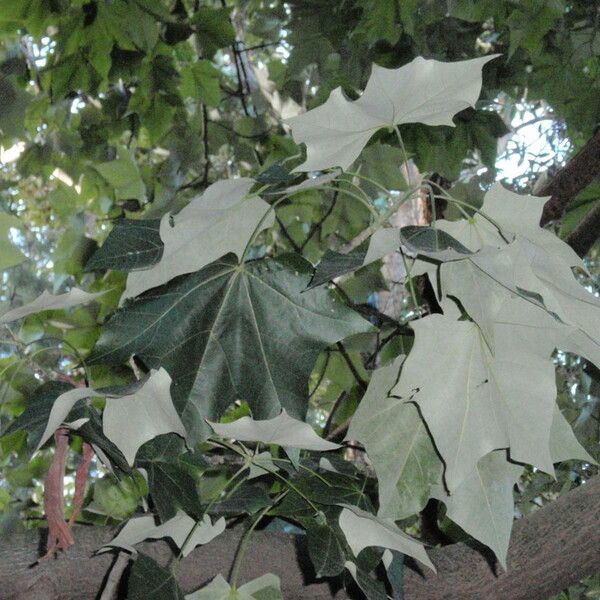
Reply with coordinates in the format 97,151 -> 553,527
3,474 -> 600,600
538,128 -> 600,226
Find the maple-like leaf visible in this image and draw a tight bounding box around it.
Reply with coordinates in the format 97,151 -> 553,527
89,254 -> 371,443
286,55 -> 497,172
392,311 -> 557,490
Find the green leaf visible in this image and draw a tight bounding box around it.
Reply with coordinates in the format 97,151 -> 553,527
136,435 -> 203,521
309,243 -> 368,289
0,212 -> 25,270
95,146 -> 146,202
1,380 -> 73,451
85,219 -> 163,272
128,553 -> 184,600
180,60 -> 221,106
347,356 -> 443,519
399,225 -> 472,261
192,7 -> 236,57
304,516 -> 348,577
211,485 -> 271,516
350,143 -> 407,194
89,254 -> 371,443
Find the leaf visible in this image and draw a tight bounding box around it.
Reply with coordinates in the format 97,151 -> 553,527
435,183 -> 581,268
338,505 -> 434,571
185,573 -> 282,600
36,387 -> 104,452
89,254 -> 371,443
1,380 -> 73,451
208,410 -> 340,451
351,143 -> 407,194
136,435 -> 203,521
304,516 -> 349,577
103,368 -> 187,465
247,451 -> 279,480
0,211 -> 26,270
309,228 -> 403,289
95,146 -> 146,202
286,55 -> 498,172
127,553 -> 184,600
211,485 -> 271,516
123,179 -> 273,299
347,356 -> 443,519
382,550 -> 404,600
433,450 -> 522,569
102,511 -> 225,556
308,243 -> 369,289
0,288 -> 105,323
85,219 -> 163,272
392,312 -> 558,490
550,406 -> 595,464
191,7 -> 236,57
180,60 -> 221,106
344,561 -> 389,600
399,225 -> 472,261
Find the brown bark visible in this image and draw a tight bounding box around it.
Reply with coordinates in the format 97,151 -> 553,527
538,128 -> 600,225
2,473 -> 600,600
566,200 -> 600,257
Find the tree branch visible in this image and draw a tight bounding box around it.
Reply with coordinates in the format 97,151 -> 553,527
3,474 -> 600,599
538,128 -> 600,225
565,199 -> 600,257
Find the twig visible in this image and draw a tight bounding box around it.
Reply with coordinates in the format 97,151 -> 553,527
300,192 -> 338,251
335,341 -> 367,391
275,216 -> 302,252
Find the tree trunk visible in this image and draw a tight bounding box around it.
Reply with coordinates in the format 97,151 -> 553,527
3,474 -> 600,599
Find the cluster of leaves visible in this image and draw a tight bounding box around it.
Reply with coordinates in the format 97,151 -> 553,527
0,1 -> 599,599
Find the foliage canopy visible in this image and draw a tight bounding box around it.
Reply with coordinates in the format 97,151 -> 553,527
0,1 -> 599,598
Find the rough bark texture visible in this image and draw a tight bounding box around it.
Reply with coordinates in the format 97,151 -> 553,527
538,128 -> 600,225
566,199 -> 600,257
2,474 -> 600,600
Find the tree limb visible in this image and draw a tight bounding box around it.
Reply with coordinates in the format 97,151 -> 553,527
3,474 -> 600,599
565,199 -> 600,257
538,128 -> 600,225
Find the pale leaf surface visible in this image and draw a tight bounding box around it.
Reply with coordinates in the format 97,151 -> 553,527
102,511 -> 225,557
208,410 -> 340,451
124,178 -> 273,299
347,356 -> 442,519
433,450 -> 522,569
185,573 -> 282,600
338,504 -> 434,571
0,288 -> 105,323
392,313 -> 557,490
287,55 -> 497,172
103,368 -> 187,465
